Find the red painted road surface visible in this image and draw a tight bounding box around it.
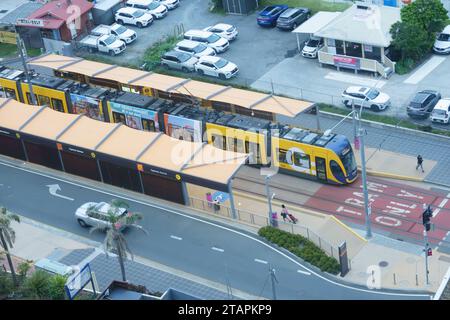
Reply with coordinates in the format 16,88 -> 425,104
305,178 -> 450,244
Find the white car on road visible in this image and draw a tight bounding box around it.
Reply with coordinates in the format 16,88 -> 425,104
341,86 -> 391,112
126,0 -> 168,19
195,56 -> 239,79
175,40 -> 216,58
203,23 -> 238,41
75,201 -> 128,230
115,7 -> 153,28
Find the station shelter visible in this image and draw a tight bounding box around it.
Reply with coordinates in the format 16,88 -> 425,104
0,98 -> 248,217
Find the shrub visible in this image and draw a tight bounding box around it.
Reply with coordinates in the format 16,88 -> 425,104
21,270 -> 52,299
258,226 -> 340,275
0,272 -> 14,296
48,275 -> 67,300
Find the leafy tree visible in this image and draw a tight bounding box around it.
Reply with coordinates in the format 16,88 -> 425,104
89,199 -> 148,282
0,207 -> 20,287
390,20 -> 431,61
400,0 -> 448,41
21,270 -> 51,299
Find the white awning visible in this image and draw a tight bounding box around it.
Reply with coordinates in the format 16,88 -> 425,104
292,11 -> 341,34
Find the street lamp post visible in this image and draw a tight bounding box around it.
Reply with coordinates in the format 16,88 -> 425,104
423,229 -> 430,285
358,124 -> 372,239
265,175 -> 274,226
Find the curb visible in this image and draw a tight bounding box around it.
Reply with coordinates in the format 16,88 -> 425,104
329,215 -> 368,243
319,111 -> 450,142
362,168 -> 424,183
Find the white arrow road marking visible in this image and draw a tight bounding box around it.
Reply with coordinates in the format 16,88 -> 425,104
254,258 -> 268,264
46,184 -> 74,201
211,247 -> 224,253
170,235 -> 182,240
297,269 -> 311,276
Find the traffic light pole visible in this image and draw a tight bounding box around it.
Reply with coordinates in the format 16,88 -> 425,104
423,229 -> 430,285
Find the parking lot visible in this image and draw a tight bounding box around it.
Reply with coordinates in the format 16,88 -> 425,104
83,0 -> 306,84
80,0 -> 450,131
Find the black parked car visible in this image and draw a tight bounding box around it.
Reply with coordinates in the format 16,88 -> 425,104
406,90 -> 441,119
276,7 -> 311,30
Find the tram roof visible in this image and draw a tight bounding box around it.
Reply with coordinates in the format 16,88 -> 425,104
0,97 -> 247,186
29,54 -> 315,118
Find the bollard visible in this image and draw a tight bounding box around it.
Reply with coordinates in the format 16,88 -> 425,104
416,274 -> 419,286
393,273 -> 396,285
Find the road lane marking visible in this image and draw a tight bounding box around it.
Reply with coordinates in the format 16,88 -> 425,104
433,209 -> 440,218
324,72 -> 386,88
254,259 -> 268,265
433,198 -> 448,217
447,193 -> 450,198
170,235 -> 182,241
297,269 -> 311,276
403,56 -> 446,84
0,159 -> 431,299
46,184 -> 74,201
211,247 -> 224,253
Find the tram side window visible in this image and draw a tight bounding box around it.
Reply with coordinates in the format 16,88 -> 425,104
227,137 -> 237,152
0,87 -> 16,100
51,98 -> 64,112
277,148 -> 289,164
26,92 -> 33,104
37,95 -> 51,107
330,160 -> 345,182
236,139 -> 245,153
212,134 -> 226,150
293,152 -> 310,169
112,111 -> 126,124
142,119 -> 156,132
246,141 -> 261,164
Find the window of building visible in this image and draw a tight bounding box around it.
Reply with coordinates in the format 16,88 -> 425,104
345,42 -> 362,58
363,45 -> 382,62
335,40 -> 345,55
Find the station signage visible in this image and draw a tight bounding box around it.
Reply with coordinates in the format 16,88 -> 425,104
16,18 -> 45,27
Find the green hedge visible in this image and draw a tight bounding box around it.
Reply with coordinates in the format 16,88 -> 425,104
258,226 -> 341,274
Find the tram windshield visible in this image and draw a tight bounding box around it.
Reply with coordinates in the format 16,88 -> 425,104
339,145 -> 357,175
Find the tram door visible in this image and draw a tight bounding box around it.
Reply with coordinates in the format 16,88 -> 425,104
315,157 -> 327,182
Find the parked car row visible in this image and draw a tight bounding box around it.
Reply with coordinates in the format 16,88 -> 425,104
161,24 -> 239,80
115,0 -> 180,28
256,5 -> 310,30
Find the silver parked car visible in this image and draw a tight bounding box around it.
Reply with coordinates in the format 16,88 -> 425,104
75,201 -> 128,230
161,50 -> 198,72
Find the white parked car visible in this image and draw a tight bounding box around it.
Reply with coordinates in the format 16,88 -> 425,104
433,25 -> 450,55
341,86 -> 391,112
203,23 -> 238,41
184,30 -> 229,53
75,201 -> 128,230
91,23 -> 137,44
195,56 -> 239,79
174,40 -> 216,58
430,98 -> 450,124
301,36 -> 323,58
161,50 -> 198,72
156,0 -> 179,10
126,0 -> 168,19
79,34 -> 126,56
115,7 -> 153,28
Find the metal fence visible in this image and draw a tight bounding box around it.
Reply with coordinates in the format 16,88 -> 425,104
188,196 -> 338,259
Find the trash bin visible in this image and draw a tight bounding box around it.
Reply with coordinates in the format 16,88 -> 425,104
271,212 -> 278,227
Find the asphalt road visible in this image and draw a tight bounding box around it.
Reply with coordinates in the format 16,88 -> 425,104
0,158 -> 432,300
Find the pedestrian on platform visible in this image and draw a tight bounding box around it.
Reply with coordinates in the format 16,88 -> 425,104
281,204 -> 288,222
416,155 -> 424,173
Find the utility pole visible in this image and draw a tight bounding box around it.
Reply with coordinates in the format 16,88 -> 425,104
358,121 -> 372,239
422,204 -> 432,285
352,101 -> 359,149
15,30 -> 36,105
269,265 -> 277,300
423,229 -> 430,285
265,174 -> 275,227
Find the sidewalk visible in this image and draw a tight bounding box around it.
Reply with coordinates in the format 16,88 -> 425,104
5,215 -> 260,300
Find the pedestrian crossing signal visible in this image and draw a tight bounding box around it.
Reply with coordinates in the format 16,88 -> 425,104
427,248 -> 432,256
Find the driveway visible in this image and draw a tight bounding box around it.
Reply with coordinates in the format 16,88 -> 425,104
251,50 -> 450,130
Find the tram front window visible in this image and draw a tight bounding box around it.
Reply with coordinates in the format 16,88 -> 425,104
340,146 -> 357,176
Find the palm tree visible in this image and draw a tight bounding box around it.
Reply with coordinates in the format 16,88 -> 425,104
89,199 -> 148,282
0,207 -> 20,287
